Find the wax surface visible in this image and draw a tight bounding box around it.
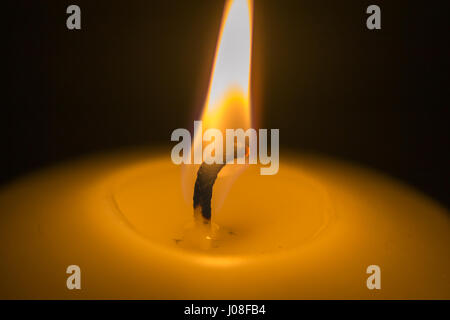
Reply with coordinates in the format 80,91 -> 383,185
111,156 -> 332,255
0,149 -> 448,299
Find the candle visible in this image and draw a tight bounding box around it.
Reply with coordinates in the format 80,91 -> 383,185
0,149 -> 449,299
0,0 -> 449,300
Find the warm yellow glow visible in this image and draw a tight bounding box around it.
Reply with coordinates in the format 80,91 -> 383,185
201,0 -> 253,131
182,0 -> 254,209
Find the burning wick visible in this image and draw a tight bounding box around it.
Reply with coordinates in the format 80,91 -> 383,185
193,143 -> 248,223
193,163 -> 226,221
179,143 -> 247,251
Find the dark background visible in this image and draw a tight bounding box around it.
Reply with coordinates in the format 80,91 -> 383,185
3,1 -> 449,207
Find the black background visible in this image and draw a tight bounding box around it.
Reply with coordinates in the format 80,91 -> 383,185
1,300 -> 449,318
3,1 -> 449,207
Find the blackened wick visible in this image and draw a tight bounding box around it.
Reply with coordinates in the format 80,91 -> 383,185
193,144 -> 246,221
193,163 -> 227,220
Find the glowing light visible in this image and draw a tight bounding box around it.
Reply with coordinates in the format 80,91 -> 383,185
201,0 -> 253,130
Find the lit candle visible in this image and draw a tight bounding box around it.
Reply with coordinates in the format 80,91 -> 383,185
0,150 -> 449,299
0,0 -> 448,300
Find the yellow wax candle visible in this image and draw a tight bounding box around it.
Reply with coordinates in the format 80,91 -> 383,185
0,149 -> 448,299
1,0 -> 448,300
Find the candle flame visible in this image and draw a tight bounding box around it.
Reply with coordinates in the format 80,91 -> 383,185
200,0 -> 253,131
182,0 -> 254,215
